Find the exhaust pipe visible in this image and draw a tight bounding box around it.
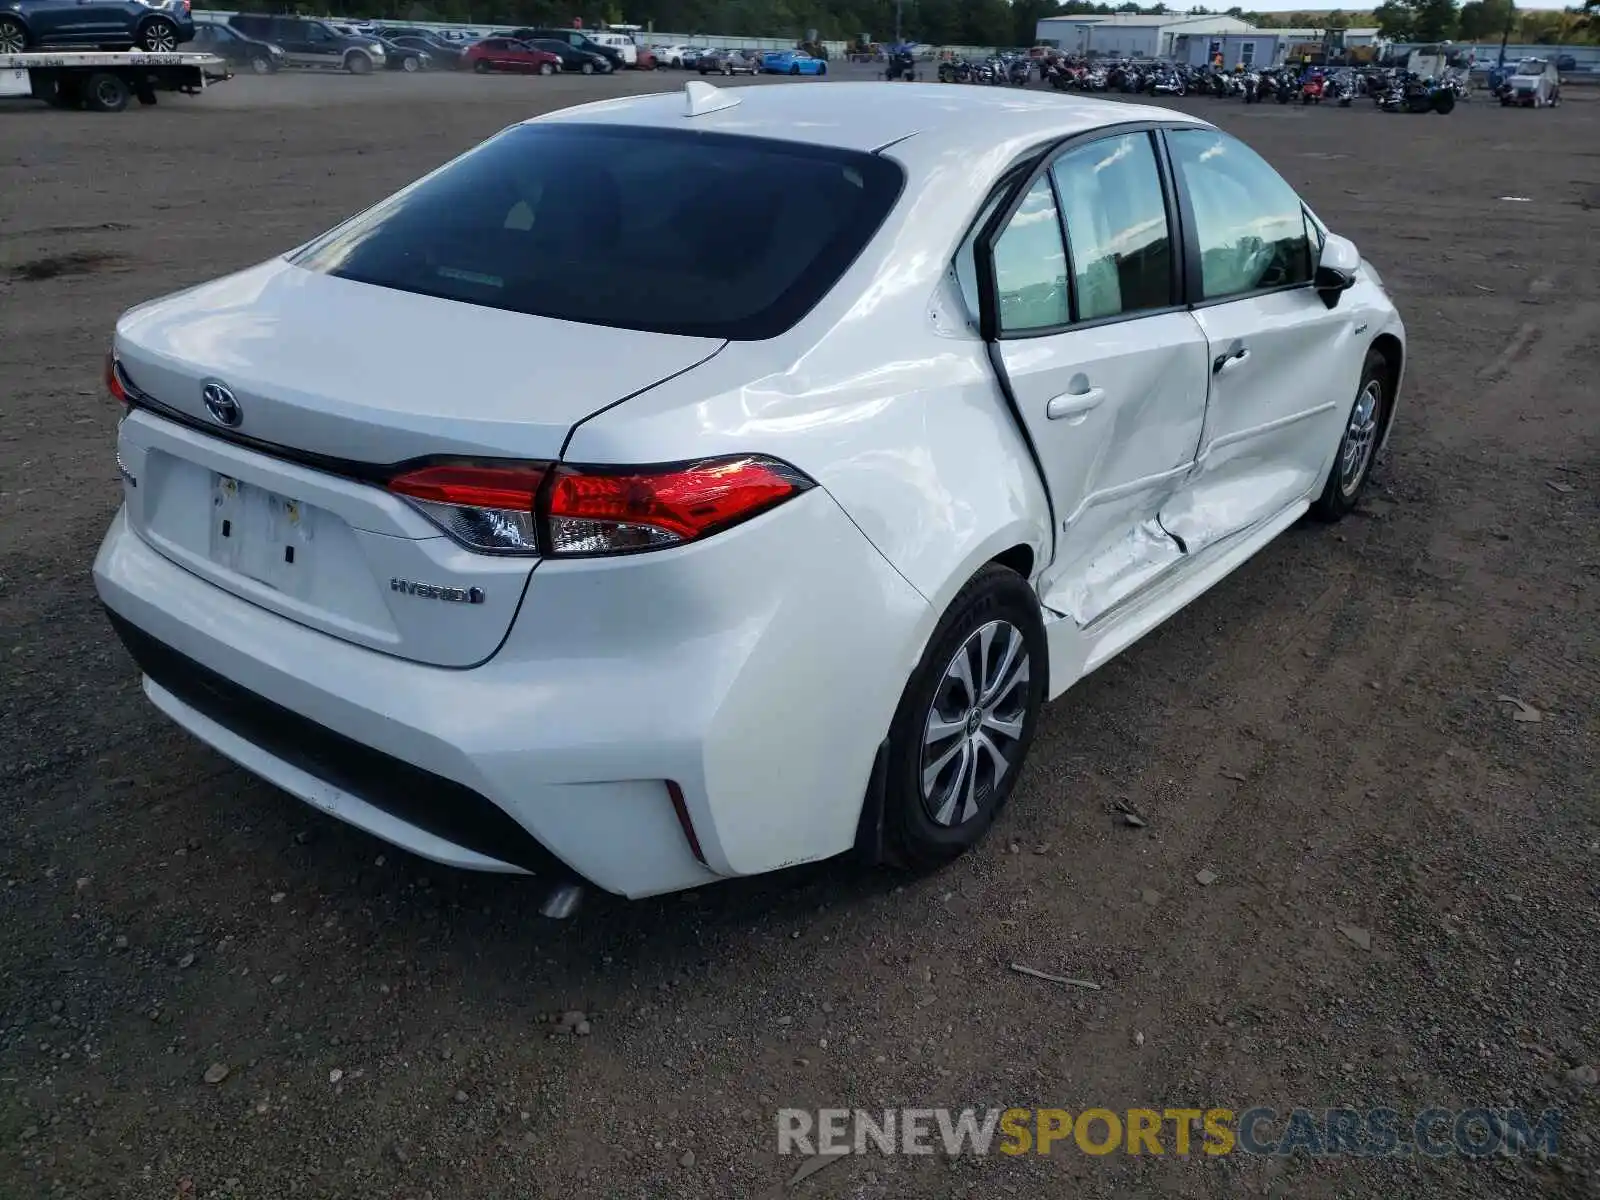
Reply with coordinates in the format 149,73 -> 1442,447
538,882 -> 584,920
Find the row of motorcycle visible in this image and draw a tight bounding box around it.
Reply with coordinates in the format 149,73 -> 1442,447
925,52 -> 1467,116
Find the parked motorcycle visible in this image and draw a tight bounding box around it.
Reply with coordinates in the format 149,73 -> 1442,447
1378,71 -> 1456,114
1301,73 -> 1324,104
1151,68 -> 1186,97
1006,57 -> 1031,86
883,49 -> 918,81
1241,70 -> 1260,103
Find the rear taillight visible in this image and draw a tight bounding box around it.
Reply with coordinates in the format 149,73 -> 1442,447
544,456 -> 812,555
388,463 -> 544,554
106,352 -> 127,406
385,455 -> 812,558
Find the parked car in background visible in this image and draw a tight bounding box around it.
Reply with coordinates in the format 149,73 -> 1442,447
526,37 -> 611,74
462,38 -> 560,75
1500,57 -> 1561,106
698,48 -> 760,75
375,29 -> 464,69
0,0 -> 194,53
585,30 -> 637,66
653,43 -> 691,67
763,49 -> 827,75
510,27 -> 624,70
632,45 -> 656,70
190,21 -> 284,73
373,35 -> 432,72
229,14 -> 384,73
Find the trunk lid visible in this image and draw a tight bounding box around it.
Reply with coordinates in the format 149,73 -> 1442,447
113,260 -> 725,667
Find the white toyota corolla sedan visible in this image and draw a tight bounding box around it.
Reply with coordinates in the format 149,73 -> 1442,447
94,82 -> 1405,904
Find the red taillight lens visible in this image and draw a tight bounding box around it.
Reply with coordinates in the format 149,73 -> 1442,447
388,463 -> 545,554
545,456 -> 812,556
106,353 -> 127,406
385,455 -> 812,558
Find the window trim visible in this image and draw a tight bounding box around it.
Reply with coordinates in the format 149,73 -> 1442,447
1162,126 -> 1318,311
975,121 -> 1197,343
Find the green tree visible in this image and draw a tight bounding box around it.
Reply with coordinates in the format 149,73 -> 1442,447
1457,0 -> 1512,39
1373,0 -> 1414,36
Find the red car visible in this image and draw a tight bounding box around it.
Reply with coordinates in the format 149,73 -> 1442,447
462,38 -> 561,75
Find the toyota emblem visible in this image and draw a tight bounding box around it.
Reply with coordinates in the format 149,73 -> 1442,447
202,383 -> 242,428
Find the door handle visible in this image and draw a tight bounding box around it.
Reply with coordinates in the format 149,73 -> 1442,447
1045,387 -> 1106,421
1212,344 -> 1250,374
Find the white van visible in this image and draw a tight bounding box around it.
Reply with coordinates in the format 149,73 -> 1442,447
587,31 -> 638,65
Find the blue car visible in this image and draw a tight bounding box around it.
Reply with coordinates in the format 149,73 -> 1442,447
0,0 -> 195,52
762,50 -> 827,76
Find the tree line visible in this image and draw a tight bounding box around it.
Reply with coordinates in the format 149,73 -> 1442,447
264,0 -> 1598,47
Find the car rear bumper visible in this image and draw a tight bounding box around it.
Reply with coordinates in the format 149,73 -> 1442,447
94,487 -> 929,898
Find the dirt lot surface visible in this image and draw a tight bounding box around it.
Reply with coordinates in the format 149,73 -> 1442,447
1,66 -> 1597,1200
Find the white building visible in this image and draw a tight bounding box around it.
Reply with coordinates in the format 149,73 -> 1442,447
1034,13 -> 1253,59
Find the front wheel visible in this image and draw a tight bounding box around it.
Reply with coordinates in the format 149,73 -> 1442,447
580,61 -> 593,75
249,53 -> 273,74
473,59 -> 490,74
401,54 -> 419,73
1311,349 -> 1388,521
346,52 -> 372,75
789,64 -> 800,75
136,17 -> 178,52
883,565 -> 1046,871
817,63 -> 826,76
539,62 -> 553,76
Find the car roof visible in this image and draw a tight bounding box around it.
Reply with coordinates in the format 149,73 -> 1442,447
532,81 -> 1205,154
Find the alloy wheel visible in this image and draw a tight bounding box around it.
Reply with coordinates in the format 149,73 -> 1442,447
143,22 -> 177,51
920,620 -> 1030,827
1339,379 -> 1382,496
0,21 -> 25,54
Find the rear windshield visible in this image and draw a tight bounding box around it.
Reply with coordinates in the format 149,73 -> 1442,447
291,124 -> 903,341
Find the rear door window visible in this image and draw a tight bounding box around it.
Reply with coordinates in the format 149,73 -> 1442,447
292,124 -> 904,341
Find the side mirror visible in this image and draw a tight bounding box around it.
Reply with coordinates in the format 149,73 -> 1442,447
1314,232 -> 1361,309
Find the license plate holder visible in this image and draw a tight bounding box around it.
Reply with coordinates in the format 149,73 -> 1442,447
209,474 -> 316,596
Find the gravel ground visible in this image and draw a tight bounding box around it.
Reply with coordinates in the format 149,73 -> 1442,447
1,65 -> 1597,1200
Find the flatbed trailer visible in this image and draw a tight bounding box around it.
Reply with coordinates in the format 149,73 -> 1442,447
0,50 -> 230,112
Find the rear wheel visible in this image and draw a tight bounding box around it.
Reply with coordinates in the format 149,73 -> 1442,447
136,17 -> 178,52
1311,349 -> 1388,521
0,15 -> 28,54
789,64 -> 800,75
346,51 -> 372,75
580,60 -> 593,74
84,71 -> 131,113
249,53 -> 272,74
539,61 -> 553,75
883,565 -> 1045,871
473,58 -> 490,74
401,54 -> 419,72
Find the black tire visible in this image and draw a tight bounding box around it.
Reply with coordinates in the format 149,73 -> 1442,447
883,565 -> 1046,871
0,15 -> 29,54
580,61 -> 593,75
136,16 -> 178,52
249,53 -> 273,74
789,64 -> 800,75
538,62 -> 553,76
401,54 -> 419,73
84,71 -> 131,113
35,77 -> 80,108
1432,89 -> 1455,114
346,51 -> 372,75
473,59 -> 490,74
1311,348 -> 1389,522
818,63 -> 826,76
